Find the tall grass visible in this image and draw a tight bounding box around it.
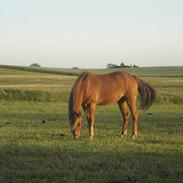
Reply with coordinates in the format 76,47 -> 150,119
0,88 -> 69,102
0,67 -> 182,104
0,86 -> 182,104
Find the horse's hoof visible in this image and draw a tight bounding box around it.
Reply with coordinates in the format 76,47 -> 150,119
131,134 -> 138,139
89,136 -> 94,141
120,134 -> 127,138
73,135 -> 79,140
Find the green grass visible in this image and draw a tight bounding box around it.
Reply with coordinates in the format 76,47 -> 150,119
0,66 -> 182,182
0,101 -> 182,183
0,67 -> 183,104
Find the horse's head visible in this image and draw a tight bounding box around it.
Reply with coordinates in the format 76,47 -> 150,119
69,111 -> 82,139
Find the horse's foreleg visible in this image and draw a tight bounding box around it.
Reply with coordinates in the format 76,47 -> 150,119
88,103 -> 96,140
118,101 -> 129,137
82,104 -> 90,126
127,97 -> 139,139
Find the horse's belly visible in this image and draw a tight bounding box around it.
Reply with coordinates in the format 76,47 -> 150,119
97,93 -> 123,105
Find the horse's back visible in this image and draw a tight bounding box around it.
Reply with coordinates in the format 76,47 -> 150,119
81,72 -> 138,105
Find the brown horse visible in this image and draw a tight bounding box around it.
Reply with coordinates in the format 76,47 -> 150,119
68,71 -> 155,140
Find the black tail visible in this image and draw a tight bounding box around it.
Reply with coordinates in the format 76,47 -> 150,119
135,77 -> 156,110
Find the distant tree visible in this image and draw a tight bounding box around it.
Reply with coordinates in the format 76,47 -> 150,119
107,62 -> 139,69
107,63 -> 119,69
120,62 -> 125,67
72,67 -> 79,69
30,63 -> 41,67
120,62 -> 130,68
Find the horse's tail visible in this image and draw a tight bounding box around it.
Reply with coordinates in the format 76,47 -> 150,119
134,76 -> 156,110
68,72 -> 89,123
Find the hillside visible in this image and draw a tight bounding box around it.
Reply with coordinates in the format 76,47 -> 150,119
0,64 -> 183,77
0,65 -> 182,104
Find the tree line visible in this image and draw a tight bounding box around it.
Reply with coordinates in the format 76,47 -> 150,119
107,62 -> 139,69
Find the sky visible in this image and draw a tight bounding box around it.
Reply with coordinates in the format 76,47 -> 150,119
0,0 -> 183,68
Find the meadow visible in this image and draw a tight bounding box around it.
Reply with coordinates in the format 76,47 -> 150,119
0,66 -> 182,183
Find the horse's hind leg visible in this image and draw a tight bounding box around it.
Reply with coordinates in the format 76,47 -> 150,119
118,100 -> 129,137
127,96 -> 139,139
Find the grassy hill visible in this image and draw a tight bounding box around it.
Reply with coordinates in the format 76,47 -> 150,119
0,64 -> 183,76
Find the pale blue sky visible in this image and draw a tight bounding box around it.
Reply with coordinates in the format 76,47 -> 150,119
0,0 -> 183,68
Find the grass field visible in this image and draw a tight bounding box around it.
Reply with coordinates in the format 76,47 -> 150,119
0,66 -> 183,183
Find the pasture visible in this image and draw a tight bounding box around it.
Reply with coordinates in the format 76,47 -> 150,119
0,66 -> 182,183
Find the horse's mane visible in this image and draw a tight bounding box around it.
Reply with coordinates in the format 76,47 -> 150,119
68,72 -> 89,123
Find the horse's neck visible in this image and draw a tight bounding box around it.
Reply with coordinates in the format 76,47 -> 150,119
72,72 -> 88,113
72,88 -> 83,113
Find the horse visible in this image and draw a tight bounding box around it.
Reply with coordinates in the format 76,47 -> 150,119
68,71 -> 155,140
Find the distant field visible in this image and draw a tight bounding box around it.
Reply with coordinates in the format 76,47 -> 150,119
0,65 -> 182,182
0,64 -> 183,76
0,67 -> 182,104
52,66 -> 183,77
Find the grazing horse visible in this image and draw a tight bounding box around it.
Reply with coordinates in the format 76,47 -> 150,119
68,72 -> 155,140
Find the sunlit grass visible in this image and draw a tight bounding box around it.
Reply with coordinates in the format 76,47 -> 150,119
0,66 -> 182,182
0,68 -> 183,104
0,100 -> 182,183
